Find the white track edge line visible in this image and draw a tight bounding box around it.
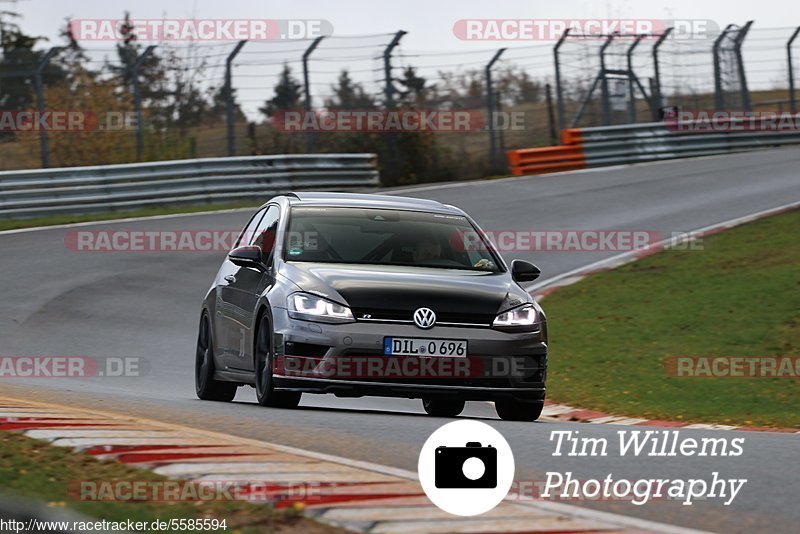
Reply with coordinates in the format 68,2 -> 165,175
0,207 -> 255,236
528,199 -> 800,294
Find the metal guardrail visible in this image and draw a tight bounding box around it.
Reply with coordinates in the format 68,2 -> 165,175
508,120 -> 800,175
0,153 -> 380,219
574,120 -> 800,167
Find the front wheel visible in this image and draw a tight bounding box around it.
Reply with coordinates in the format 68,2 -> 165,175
422,398 -> 465,417
195,312 -> 238,402
495,399 -> 544,422
255,314 -> 301,408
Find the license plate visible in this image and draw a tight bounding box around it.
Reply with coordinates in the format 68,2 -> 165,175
383,337 -> 467,357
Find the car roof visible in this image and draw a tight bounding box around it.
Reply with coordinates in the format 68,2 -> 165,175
271,192 -> 465,215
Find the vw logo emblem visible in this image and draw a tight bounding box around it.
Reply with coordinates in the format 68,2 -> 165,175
413,307 -> 436,329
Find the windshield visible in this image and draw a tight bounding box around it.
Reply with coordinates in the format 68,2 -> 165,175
284,207 -> 502,272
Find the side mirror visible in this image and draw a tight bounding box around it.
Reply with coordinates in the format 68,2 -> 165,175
228,245 -> 266,270
511,259 -> 541,283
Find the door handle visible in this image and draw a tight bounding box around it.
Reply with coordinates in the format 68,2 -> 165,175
224,274 -> 237,283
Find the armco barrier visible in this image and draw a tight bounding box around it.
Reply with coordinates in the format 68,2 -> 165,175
0,154 -> 379,219
506,145 -> 586,175
508,119 -> 800,176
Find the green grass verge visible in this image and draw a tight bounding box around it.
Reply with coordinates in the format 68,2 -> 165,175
543,209 -> 800,428
0,432 -> 344,533
0,202 -> 259,232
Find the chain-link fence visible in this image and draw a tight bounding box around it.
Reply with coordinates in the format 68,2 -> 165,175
1,20 -> 800,184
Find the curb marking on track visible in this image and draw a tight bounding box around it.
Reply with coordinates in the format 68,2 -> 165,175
539,401 -> 800,433
0,396 -> 709,534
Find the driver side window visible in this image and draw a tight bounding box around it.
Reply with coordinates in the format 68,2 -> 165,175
250,205 -> 281,265
235,208 -> 266,249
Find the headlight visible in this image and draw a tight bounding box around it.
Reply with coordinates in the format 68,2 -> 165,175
287,293 -> 354,324
493,304 -> 538,330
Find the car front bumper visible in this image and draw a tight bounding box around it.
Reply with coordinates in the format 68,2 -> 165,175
270,309 -> 548,402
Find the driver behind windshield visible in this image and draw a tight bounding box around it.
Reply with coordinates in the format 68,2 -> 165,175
413,236 -> 443,263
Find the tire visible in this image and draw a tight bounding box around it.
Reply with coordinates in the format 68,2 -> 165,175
495,399 -> 544,422
422,398 -> 465,417
195,312 -> 238,402
255,313 -> 301,408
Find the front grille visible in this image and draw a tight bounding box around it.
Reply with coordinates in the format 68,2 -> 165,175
352,308 -> 493,327
340,349 -> 383,357
284,342 -> 330,358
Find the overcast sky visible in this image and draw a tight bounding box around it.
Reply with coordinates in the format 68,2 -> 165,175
6,0 -> 799,118
9,0 -> 800,51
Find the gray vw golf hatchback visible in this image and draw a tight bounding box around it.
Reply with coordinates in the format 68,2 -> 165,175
196,192 -> 548,421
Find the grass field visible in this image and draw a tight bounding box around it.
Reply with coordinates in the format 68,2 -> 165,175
543,209 -> 800,428
0,432 -> 342,533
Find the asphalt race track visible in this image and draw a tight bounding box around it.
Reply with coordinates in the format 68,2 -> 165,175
1,148 -> 799,532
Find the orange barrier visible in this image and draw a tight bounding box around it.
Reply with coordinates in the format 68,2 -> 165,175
507,143 -> 585,176
560,128 -> 583,146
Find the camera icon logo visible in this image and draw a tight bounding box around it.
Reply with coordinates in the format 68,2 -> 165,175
418,420 -> 515,516
435,442 -> 497,488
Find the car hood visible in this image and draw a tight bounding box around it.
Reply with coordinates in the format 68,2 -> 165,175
279,262 -> 530,320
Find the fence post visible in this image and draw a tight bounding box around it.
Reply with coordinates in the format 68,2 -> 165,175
302,36 -> 325,153
626,35 -> 644,123
486,48 -> 506,174
131,45 -> 156,161
713,24 -> 734,111
382,31 -> 407,181
599,34 -> 614,125
34,47 -> 61,169
225,40 -> 246,157
733,21 -> 753,111
383,31 -> 407,109
545,83 -> 557,145
789,27 -> 800,115
553,29 -> 570,131
652,28 -> 672,119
